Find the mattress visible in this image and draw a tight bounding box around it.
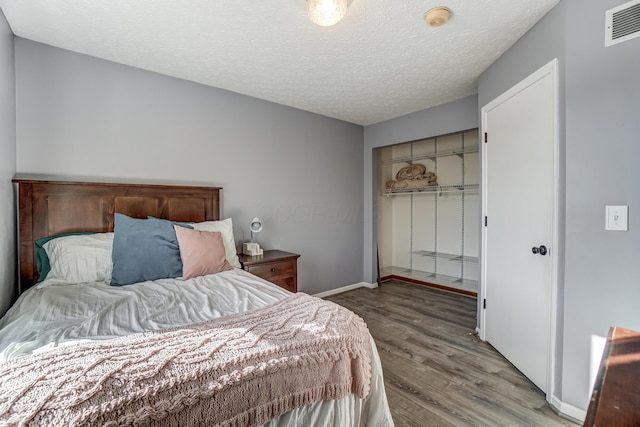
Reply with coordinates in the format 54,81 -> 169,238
0,269 -> 393,426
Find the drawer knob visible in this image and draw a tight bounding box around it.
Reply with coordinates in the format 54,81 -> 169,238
271,267 -> 277,272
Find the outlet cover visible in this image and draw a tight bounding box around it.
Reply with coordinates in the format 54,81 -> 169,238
605,205 -> 628,231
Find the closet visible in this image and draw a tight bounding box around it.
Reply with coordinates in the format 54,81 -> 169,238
376,129 -> 479,296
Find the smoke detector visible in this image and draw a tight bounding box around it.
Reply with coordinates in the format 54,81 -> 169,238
425,7 -> 452,27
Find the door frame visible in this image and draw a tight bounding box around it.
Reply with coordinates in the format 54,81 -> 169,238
479,58 -> 560,401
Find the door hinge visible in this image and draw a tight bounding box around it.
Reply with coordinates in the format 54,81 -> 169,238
484,216 -> 488,226
483,299 -> 486,309
484,132 -> 488,143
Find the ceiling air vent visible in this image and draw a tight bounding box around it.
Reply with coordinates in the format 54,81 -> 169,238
605,0 -> 640,46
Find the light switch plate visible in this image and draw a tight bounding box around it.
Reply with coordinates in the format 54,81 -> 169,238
605,205 -> 628,231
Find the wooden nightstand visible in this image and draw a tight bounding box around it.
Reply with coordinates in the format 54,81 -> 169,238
238,250 -> 300,292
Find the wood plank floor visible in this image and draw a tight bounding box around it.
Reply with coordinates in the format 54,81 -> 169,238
326,280 -> 578,427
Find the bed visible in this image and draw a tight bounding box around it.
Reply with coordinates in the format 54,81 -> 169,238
0,179 -> 393,426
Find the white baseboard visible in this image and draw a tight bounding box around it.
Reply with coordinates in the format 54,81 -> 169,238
550,395 -> 586,423
313,282 -> 378,298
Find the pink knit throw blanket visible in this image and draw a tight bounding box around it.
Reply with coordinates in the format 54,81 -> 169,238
0,293 -> 372,426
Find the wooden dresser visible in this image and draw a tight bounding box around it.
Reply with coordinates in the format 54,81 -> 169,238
238,250 -> 300,293
584,326 -> 640,426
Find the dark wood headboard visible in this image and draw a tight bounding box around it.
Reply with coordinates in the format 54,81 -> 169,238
13,179 -> 222,293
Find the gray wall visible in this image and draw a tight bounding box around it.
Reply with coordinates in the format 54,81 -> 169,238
362,95 -> 479,282
0,10 -> 16,315
14,38 -> 365,295
479,0 -> 640,412
562,0 -> 640,410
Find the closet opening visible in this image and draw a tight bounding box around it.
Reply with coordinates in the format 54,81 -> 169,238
376,128 -> 479,297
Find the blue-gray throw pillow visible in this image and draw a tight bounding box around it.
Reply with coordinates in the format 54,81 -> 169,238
146,216 -> 194,229
111,214 -> 185,286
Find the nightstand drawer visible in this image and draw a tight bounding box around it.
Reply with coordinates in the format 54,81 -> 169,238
246,260 -> 295,280
268,276 -> 296,293
238,250 -> 300,293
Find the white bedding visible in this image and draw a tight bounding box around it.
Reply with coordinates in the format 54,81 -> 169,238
0,269 -> 393,426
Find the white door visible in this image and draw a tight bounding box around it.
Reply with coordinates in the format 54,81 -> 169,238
481,59 -> 558,395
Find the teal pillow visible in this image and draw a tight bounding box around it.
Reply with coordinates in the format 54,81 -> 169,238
34,232 -> 95,282
111,214 -> 188,286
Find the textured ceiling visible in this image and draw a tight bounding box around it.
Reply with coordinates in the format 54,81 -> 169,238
0,0 -> 560,125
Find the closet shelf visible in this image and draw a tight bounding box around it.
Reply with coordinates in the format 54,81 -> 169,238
412,251 -> 478,263
380,266 -> 478,295
381,146 -> 479,164
377,129 -> 479,296
382,184 -> 479,196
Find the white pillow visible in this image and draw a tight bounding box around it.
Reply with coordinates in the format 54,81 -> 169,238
191,218 -> 241,268
39,233 -> 114,287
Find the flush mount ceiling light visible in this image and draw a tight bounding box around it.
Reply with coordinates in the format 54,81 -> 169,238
307,0 -> 348,27
425,6 -> 452,27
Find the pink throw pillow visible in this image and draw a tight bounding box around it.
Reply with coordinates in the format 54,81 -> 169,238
174,226 -> 232,280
